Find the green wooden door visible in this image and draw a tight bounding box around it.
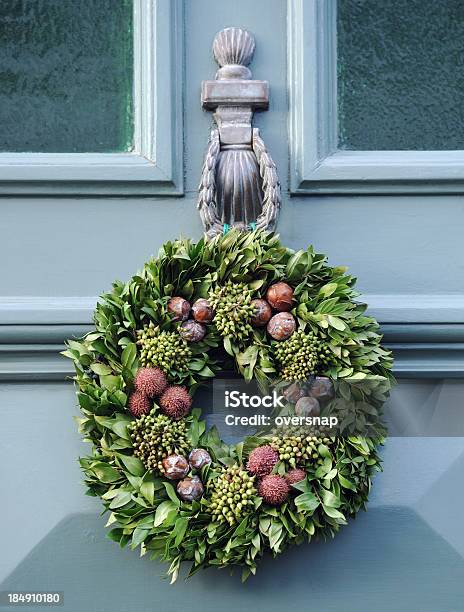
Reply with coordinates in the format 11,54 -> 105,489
1,1 -> 463,610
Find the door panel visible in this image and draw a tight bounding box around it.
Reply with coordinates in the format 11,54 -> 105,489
1,383 -> 464,611
1,0 -> 463,609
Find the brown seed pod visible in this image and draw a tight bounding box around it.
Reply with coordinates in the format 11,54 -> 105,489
246,445 -> 279,477
192,298 -> 214,323
295,396 -> 321,417
128,390 -> 151,417
267,312 -> 296,341
168,297 -> 191,322
134,367 -> 168,398
159,385 -> 192,420
180,320 -> 206,343
189,448 -> 212,470
283,382 -> 306,404
162,454 -> 190,480
258,474 -> 290,505
309,377 -> 335,404
250,298 -> 272,327
177,475 -> 204,502
266,282 -> 294,312
285,468 -> 307,485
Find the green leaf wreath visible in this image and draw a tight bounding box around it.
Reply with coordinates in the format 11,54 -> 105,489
64,230 -> 393,582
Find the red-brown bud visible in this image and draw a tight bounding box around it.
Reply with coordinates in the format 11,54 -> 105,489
192,299 -> 214,323
177,476 -> 204,502
285,468 -> 307,485
162,454 -> 189,480
168,297 -> 191,322
283,382 -> 306,403
180,320 -> 206,342
266,282 -> 294,312
295,396 -> 320,417
267,312 -> 296,340
309,377 -> 335,404
250,298 -> 273,327
189,448 -> 212,470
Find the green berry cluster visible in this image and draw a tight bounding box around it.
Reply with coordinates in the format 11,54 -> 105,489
208,465 -> 257,526
209,281 -> 255,341
270,432 -> 334,468
275,330 -> 332,381
129,410 -> 190,473
136,322 -> 191,374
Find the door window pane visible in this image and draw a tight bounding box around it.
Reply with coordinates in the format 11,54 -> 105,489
337,0 -> 464,150
0,0 -> 133,153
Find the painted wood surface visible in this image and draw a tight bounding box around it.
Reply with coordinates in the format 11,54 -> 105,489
0,0 -> 463,609
1,383 -> 464,612
288,0 -> 464,194
0,0 -> 183,195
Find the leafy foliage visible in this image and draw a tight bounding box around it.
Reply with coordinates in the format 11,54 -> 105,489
64,230 -> 393,582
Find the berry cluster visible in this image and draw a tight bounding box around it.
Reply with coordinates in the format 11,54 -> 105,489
208,465 -> 257,526
136,322 -> 191,374
275,330 -> 333,381
129,410 -> 190,474
270,432 -> 334,468
209,281 -> 256,340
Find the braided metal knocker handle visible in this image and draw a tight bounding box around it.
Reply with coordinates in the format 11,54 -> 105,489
197,28 -> 281,239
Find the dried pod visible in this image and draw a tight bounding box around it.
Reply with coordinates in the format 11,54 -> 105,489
295,396 -> 320,417
180,320 -> 206,343
128,390 -> 151,417
250,298 -> 272,327
246,445 -> 279,477
266,282 -> 294,312
162,454 -> 190,480
267,312 -> 296,341
283,382 -> 306,403
192,299 -> 214,323
189,448 -> 212,470
160,385 -> 192,420
177,475 -> 204,502
285,468 -> 307,485
309,377 -> 335,404
134,367 -> 168,398
258,474 -> 290,505
168,297 -> 191,322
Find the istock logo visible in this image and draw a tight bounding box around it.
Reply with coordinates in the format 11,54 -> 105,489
224,390 -> 285,409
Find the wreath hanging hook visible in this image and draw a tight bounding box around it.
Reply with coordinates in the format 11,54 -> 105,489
197,27 -> 281,239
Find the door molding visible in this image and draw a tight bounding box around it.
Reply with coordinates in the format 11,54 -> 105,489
1,295 -> 463,380
288,0 -> 464,195
0,0 -> 184,196
1,294 -> 464,325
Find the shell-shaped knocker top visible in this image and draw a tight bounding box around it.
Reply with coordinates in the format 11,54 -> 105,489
198,27 -> 281,239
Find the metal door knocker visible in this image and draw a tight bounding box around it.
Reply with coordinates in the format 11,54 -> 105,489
198,27 -> 281,239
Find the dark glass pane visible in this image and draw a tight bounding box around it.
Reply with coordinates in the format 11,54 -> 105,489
337,0 -> 464,150
0,0 -> 133,153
